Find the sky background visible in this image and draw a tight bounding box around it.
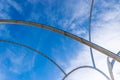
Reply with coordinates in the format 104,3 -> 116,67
0,0 -> 120,80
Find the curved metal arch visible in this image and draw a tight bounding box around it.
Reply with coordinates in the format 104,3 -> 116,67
0,19 -> 120,62
62,65 -> 111,80
108,51 -> 120,70
89,0 -> 96,68
0,40 -> 66,75
107,51 -> 120,80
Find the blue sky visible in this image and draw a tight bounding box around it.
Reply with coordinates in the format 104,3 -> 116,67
0,0 -> 120,80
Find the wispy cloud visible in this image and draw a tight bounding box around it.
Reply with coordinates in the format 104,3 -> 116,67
0,25 -> 11,39
58,0 -> 90,36
5,47 -> 36,74
0,0 -> 120,80
0,72 -> 6,80
0,0 -> 24,20
7,0 -> 23,13
0,0 -> 23,38
0,44 -> 36,80
27,0 -> 89,37
63,0 -> 120,80
0,1 -> 10,19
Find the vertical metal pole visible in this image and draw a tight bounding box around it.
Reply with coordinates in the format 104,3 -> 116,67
107,51 -> 120,80
89,0 -> 96,67
107,57 -> 114,80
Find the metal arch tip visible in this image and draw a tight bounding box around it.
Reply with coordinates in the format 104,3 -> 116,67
62,65 -> 111,80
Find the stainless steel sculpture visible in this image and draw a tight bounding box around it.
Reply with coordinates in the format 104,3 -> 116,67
0,19 -> 120,63
0,19 -> 119,80
0,40 -> 111,80
107,51 -> 120,80
89,0 -> 96,68
0,40 -> 66,75
0,0 -> 119,80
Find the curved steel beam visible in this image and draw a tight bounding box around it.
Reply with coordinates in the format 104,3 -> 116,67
62,65 -> 111,80
0,40 -> 66,75
0,19 -> 120,62
108,51 -> 120,69
88,0 -> 96,68
107,51 -> 120,80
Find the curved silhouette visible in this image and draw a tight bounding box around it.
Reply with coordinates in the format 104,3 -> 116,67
0,40 -> 66,75
62,65 -> 110,80
88,0 -> 96,68
107,51 -> 120,80
0,19 -> 120,62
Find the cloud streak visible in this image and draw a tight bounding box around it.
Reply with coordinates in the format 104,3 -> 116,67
0,0 -> 120,80
6,44 -> 37,73
63,0 -> 120,80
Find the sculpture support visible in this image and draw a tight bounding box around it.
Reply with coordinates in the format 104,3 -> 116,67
62,66 -> 110,80
0,19 -> 120,62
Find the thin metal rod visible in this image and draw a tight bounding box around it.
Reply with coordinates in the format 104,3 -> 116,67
62,65 -> 110,80
0,19 -> 120,62
0,40 -> 66,75
107,57 -> 114,80
111,51 -> 120,69
107,51 -> 120,80
89,0 -> 96,67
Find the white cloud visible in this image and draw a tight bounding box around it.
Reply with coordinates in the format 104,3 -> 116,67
0,12 -> 10,19
0,0 -> 23,19
7,0 -> 23,13
113,61 -> 120,80
65,68 -> 108,80
0,72 -> 6,80
71,28 -> 87,36
57,0 -> 90,37
27,0 -> 40,3
0,25 -> 11,39
50,0 -> 90,25
63,0 -> 120,80
65,46 -> 92,72
0,1 -> 10,19
0,0 -> 19,38
69,0 -> 90,24
5,47 -> 36,74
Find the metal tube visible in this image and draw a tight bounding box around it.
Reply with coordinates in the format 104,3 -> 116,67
0,40 -> 66,75
88,0 -> 96,68
107,57 -> 114,80
0,19 -> 120,62
62,65 -> 110,80
107,51 -> 120,80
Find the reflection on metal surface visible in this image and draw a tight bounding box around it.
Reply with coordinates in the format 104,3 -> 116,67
62,65 -> 110,80
0,40 -> 66,75
0,19 -> 120,62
